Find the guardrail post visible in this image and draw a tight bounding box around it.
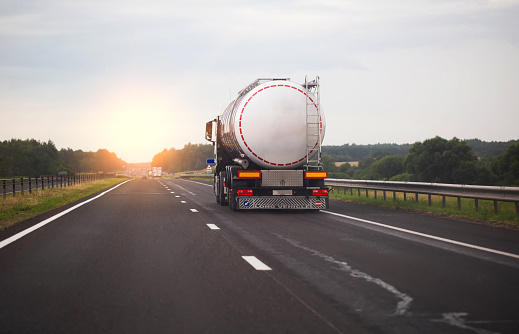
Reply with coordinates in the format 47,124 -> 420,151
21,178 -> 24,196
383,190 -> 386,201
29,177 -> 32,194
2,179 -> 6,199
374,190 -> 377,199
358,188 -> 361,197
442,196 -> 446,208
403,192 -> 406,201
457,197 -> 461,211
365,189 -> 369,198
393,191 -> 396,202
428,194 -> 432,206
12,179 -> 15,197
494,201 -> 498,214
515,202 -> 518,216
475,199 -> 479,212
415,193 -> 419,202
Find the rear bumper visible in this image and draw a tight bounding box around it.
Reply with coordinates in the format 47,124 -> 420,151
238,196 -> 328,210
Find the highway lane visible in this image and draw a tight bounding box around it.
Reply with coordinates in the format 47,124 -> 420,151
167,178 -> 519,333
1,178 -> 518,333
0,179 -> 361,333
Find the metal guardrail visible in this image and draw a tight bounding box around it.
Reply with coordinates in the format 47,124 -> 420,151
1,173 -> 114,199
325,179 -> 519,215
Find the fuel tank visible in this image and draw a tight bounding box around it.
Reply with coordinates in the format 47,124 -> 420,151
219,79 -> 325,169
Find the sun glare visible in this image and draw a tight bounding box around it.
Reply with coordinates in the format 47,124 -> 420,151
95,88 -> 179,162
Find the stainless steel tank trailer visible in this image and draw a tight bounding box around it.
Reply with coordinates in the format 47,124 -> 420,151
205,77 -> 329,211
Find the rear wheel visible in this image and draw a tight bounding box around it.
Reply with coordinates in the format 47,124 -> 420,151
226,166 -> 242,212
218,171 -> 227,206
229,190 -> 239,212
214,175 -> 220,203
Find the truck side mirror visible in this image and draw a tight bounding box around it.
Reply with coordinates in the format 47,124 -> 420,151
205,121 -> 213,142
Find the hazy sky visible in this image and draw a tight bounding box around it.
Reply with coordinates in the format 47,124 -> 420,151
1,0 -> 518,162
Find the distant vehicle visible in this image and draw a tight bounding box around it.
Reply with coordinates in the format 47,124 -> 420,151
141,175 -> 147,179
151,167 -> 162,178
205,77 -> 328,211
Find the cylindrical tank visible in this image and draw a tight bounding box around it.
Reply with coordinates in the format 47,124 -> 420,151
219,79 -> 325,169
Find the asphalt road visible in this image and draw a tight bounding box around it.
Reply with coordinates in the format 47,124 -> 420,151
1,178 -> 518,333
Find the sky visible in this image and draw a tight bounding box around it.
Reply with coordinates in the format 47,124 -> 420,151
1,0 -> 518,163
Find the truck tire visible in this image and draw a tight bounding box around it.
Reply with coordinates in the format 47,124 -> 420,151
214,175 -> 220,203
219,171 -> 227,206
228,182 -> 239,212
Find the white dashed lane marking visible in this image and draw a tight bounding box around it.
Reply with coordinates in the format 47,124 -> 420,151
207,224 -> 220,230
181,201 -> 186,204
190,209 -> 199,213
242,256 -> 272,271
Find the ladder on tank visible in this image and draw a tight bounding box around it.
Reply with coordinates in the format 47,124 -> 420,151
305,76 -> 322,166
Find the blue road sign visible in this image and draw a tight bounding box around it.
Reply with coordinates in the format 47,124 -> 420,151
206,158 -> 216,164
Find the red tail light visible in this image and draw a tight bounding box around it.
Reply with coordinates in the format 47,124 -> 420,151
237,189 -> 253,196
312,189 -> 329,196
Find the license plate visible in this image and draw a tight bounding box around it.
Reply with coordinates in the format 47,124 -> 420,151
273,190 -> 293,196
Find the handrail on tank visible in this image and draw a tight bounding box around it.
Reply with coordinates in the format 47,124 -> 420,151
238,78 -> 290,97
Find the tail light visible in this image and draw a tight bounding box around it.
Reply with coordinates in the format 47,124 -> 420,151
305,171 -> 328,179
312,189 -> 329,196
237,189 -> 253,196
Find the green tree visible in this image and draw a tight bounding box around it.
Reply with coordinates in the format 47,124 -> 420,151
367,154 -> 405,180
405,137 -> 479,184
152,143 -> 214,173
492,143 -> 519,186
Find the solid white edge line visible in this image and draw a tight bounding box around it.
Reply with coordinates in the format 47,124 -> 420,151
322,211 -> 519,260
207,224 -> 220,230
0,179 -> 132,250
242,256 -> 272,270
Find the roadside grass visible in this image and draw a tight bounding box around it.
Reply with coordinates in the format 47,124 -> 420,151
329,188 -> 519,228
0,178 -> 127,231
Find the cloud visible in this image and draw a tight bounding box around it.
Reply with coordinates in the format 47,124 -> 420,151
1,0 -> 518,161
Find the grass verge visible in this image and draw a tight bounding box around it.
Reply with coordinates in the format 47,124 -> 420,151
329,187 -> 519,228
0,178 -> 127,231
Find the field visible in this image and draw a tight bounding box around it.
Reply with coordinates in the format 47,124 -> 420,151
329,187 -> 519,228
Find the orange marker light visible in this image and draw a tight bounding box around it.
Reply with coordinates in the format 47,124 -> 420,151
304,171 -> 328,179
237,171 -> 262,179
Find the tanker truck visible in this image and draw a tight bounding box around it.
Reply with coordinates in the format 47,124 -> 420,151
205,77 -> 328,211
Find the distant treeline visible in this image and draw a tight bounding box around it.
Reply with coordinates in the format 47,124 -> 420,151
322,139 -> 519,162
150,138 -> 518,186
323,137 -> 519,186
152,143 -> 214,173
322,143 -> 411,162
0,139 -> 126,178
